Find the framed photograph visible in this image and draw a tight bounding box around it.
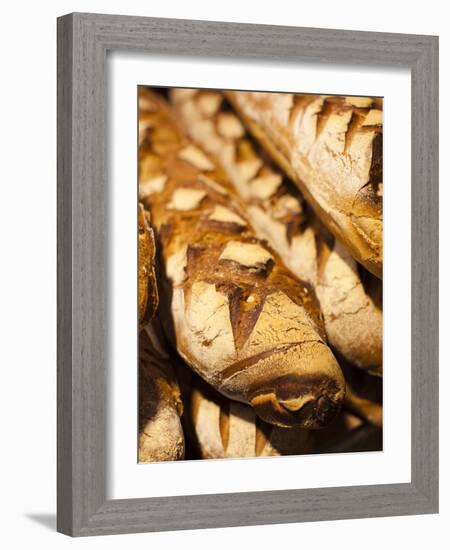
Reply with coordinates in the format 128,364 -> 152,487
57,12 -> 438,536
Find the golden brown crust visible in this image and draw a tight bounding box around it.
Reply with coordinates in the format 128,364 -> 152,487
185,374 -> 314,459
171,89 -> 382,375
225,91 -> 383,278
138,203 -> 158,328
139,325 -> 185,462
139,88 -> 345,429
315,238 -> 382,375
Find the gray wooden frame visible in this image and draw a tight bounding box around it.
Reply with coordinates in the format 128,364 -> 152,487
57,12 -> 439,537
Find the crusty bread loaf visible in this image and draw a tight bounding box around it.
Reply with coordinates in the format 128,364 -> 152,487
171,89 -> 382,375
314,235 -> 382,375
139,88 -> 345,429
184,374 -> 314,459
138,203 -> 158,328
139,324 -> 185,462
225,91 -> 383,278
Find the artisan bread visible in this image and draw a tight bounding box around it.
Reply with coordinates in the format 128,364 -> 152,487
138,203 -> 158,327
225,91 -> 383,278
171,89 -> 382,375
184,373 -> 314,459
139,324 -> 185,462
139,88 -> 345,429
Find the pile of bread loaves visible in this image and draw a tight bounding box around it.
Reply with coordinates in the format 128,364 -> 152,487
138,87 -> 383,462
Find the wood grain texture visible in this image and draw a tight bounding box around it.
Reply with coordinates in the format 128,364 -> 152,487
57,14 -> 74,535
57,12 -> 439,536
410,37 -> 439,506
57,13 -> 109,535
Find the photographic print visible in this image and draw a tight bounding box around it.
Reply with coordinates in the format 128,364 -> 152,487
56,14 -> 438,535
138,87 -> 383,463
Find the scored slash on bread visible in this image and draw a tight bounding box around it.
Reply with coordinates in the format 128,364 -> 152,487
179,367 -> 379,458
170,89 -> 382,376
139,88 -> 345,429
224,91 -> 383,279
183,372 -> 315,459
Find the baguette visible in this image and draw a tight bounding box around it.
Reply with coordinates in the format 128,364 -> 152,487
138,203 -> 158,327
139,88 -> 345,429
139,324 -> 185,462
184,374 -> 314,459
225,91 -> 383,278
171,89 -> 382,375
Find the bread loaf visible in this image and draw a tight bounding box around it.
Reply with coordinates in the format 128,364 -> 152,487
225,91 -> 383,278
314,235 -> 382,375
139,324 -> 185,462
139,88 -> 345,429
171,89 -> 382,375
138,203 -> 158,327
182,373 -> 314,459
